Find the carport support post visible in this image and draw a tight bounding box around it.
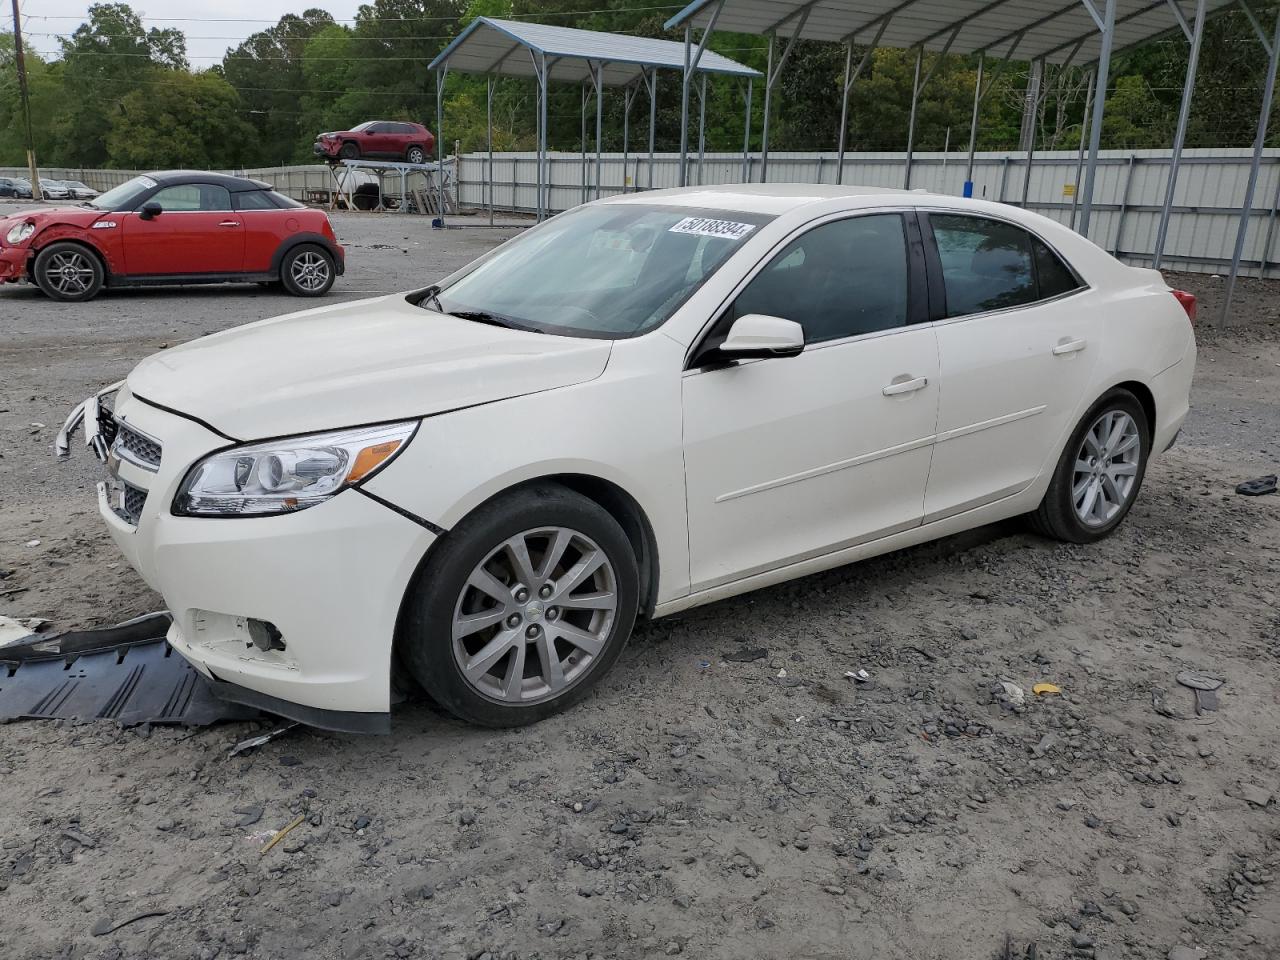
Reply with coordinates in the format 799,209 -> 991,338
535,52 -> 549,221
1078,0 -> 1117,238
1019,59 -> 1043,207
435,65 -> 447,226
837,20 -> 889,186
741,77 -> 753,182
580,82 -> 588,204
648,68 -> 658,190
761,34 -> 775,181
487,75 -> 495,225
622,81 -> 636,194
964,53 -> 984,197
594,62 -> 604,200
678,1 -> 726,187
1154,0 -> 1207,270
1070,69 -> 1095,228
696,74 -> 707,185
1222,8 -> 1280,324
904,49 -> 923,188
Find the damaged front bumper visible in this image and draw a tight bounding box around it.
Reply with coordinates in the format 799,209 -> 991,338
57,386 -> 437,730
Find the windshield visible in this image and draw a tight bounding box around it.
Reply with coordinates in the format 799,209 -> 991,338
351,121 -> 375,132
433,204 -> 772,339
89,175 -> 158,211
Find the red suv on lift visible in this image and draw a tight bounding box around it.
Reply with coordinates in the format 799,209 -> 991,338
313,121 -> 436,165
0,171 -> 344,302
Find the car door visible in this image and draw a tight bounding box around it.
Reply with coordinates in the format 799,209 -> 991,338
233,190 -> 288,273
365,122 -> 396,157
122,183 -> 245,276
681,212 -> 940,593
920,211 -> 1099,523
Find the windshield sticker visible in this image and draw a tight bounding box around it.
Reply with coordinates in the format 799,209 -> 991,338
136,176 -> 158,189
668,217 -> 756,241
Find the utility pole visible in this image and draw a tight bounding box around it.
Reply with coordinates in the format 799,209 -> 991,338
11,0 -> 42,199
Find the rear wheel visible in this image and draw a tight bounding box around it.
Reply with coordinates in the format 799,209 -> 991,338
1031,389 -> 1150,543
32,242 -> 105,302
401,485 -> 639,727
279,245 -> 335,297
406,145 -> 426,164
339,141 -> 360,160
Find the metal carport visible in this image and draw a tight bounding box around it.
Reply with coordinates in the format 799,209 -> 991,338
665,0 -> 1280,321
429,17 -> 761,223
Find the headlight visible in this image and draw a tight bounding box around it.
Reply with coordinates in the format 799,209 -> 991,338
5,222 -> 35,245
173,421 -> 417,517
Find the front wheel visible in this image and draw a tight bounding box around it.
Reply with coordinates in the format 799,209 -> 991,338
401,485 -> 639,727
279,245 -> 335,297
338,142 -> 360,160
33,242 -> 105,302
1031,389 -> 1150,543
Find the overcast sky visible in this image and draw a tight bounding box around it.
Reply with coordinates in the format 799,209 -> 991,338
22,2 -> 366,64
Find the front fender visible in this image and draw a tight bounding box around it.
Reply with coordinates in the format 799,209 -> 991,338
31,225 -> 120,277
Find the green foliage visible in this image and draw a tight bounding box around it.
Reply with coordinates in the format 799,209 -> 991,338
106,69 -> 257,168
4,1 -> 1280,170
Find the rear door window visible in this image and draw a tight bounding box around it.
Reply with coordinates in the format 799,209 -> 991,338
929,214 -> 1035,318
234,190 -> 278,211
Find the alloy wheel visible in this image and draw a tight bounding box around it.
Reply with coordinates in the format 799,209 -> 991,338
289,251 -> 330,292
452,526 -> 618,704
1072,409 -> 1142,527
43,251 -> 96,296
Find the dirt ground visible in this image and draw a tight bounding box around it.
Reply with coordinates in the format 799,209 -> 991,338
1,204 -> 1278,960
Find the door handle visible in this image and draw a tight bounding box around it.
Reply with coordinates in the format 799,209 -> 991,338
882,376 -> 928,397
218,221 -> 240,227
1052,338 -> 1087,356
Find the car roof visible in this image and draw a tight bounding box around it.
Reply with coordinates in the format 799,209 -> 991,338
147,170 -> 274,193
602,182 -> 928,215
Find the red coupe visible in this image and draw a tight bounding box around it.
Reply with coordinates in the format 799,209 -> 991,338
0,171 -> 345,302
313,121 -> 436,164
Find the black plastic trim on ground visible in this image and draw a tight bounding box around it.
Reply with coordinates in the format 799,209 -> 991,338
0,634 -> 261,727
206,675 -> 391,734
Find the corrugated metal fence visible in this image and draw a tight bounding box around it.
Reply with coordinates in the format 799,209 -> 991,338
453,148 -> 1280,277
8,148 -> 1279,276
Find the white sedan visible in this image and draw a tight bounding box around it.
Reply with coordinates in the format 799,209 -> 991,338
60,185 -> 1196,731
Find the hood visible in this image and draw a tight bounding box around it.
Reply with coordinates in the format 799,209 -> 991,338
3,206 -> 111,233
126,295 -> 613,440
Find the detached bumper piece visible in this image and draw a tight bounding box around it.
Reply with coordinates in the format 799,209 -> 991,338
0,613 -> 261,727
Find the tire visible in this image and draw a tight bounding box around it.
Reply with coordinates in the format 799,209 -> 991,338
406,145 -> 426,164
279,244 -> 335,297
401,484 -> 640,727
32,241 -> 105,302
1030,388 -> 1151,544
339,141 -> 360,160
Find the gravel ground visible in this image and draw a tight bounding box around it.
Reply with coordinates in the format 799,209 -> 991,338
1,204 -> 1278,960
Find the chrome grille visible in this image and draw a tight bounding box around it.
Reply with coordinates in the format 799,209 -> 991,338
119,482 -> 147,525
114,422 -> 162,470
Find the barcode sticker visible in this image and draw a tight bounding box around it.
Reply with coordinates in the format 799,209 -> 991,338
668,217 -> 756,240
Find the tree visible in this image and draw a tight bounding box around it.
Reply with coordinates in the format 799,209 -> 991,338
53,3 -> 190,166
222,10 -> 336,165
106,69 -> 257,169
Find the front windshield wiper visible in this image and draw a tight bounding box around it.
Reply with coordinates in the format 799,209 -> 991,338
449,310 -> 542,333
410,284 -> 445,312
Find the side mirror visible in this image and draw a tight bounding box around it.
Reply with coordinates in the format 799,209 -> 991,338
718,314 -> 805,360
139,201 -> 163,220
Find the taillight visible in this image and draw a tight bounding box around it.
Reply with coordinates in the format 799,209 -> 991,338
1171,289 -> 1196,325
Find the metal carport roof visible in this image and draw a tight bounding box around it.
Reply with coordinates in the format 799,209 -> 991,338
663,0 -> 1237,66
429,16 -> 761,85
429,17 -> 761,223
660,0 -> 1279,321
